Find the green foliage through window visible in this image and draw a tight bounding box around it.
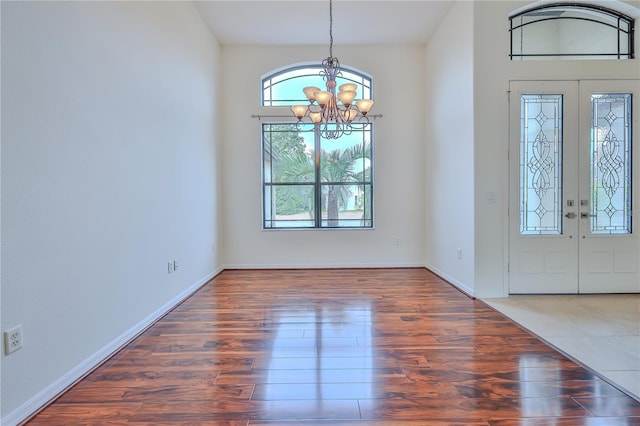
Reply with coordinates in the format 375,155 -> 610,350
263,123 -> 373,229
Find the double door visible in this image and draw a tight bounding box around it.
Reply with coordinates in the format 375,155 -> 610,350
509,80 -> 639,294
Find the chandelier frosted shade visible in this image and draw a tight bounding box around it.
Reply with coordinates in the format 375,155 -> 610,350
356,99 -> 374,114
303,86 -> 319,101
343,108 -> 358,122
310,112 -> 323,123
314,90 -> 332,107
289,73 -> 375,139
338,90 -> 356,106
290,104 -> 308,120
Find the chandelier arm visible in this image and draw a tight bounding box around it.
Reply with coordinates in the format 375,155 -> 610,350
250,113 -> 383,120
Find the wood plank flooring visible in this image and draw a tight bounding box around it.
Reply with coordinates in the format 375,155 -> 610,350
27,268 -> 640,425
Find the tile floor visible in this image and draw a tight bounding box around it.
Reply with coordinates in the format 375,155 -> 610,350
484,294 -> 640,401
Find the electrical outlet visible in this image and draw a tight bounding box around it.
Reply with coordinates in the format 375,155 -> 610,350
168,261 -> 174,274
4,325 -> 23,355
173,259 -> 179,271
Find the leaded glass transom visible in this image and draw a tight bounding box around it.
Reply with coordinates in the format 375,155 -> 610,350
590,93 -> 632,234
509,4 -> 635,60
520,94 -> 563,235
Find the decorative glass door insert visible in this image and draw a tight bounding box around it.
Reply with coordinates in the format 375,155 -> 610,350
590,93 -> 632,235
520,94 -> 563,235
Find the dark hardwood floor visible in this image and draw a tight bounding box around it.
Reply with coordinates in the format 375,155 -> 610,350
27,268 -> 640,425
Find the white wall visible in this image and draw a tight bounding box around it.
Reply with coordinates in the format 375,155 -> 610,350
0,1 -> 3,418
424,1 -> 475,295
473,0 -> 640,297
1,1 -> 221,423
221,45 -> 426,268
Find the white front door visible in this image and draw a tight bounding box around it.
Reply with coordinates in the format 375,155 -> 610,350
509,80 -> 639,294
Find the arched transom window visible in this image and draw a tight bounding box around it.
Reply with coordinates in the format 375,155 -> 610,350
509,3 -> 635,60
262,64 -> 372,107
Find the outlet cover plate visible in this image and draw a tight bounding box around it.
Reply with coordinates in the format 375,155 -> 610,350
5,325 -> 23,355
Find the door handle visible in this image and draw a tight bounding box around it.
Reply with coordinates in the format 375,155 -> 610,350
565,212 -> 576,219
580,212 -> 596,219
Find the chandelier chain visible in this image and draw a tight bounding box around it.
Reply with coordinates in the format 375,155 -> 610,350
287,0 -> 376,139
329,0 -> 333,58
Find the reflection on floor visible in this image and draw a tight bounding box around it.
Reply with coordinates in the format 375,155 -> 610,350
27,269 -> 640,424
484,294 -> 640,400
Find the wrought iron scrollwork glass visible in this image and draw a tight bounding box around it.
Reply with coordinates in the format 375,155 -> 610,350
520,94 -> 563,235
590,93 -> 632,234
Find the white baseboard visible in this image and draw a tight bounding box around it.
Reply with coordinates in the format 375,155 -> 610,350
424,264 -> 475,298
222,262 -> 426,270
2,268 -> 221,426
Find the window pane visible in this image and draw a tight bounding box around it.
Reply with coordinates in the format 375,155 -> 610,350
520,94 -> 563,235
264,184 -> 315,228
321,184 -> 373,228
270,75 -> 323,106
517,19 -> 619,58
320,126 -> 372,184
263,124 -> 314,184
319,124 -> 372,228
590,93 -> 632,234
510,5 -> 634,60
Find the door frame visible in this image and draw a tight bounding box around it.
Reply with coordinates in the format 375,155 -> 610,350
507,79 -> 640,294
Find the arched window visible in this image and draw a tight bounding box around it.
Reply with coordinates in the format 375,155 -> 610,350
262,63 -> 372,107
260,64 -> 374,229
509,3 -> 635,60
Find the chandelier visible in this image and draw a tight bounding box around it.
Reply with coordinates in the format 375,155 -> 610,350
290,0 -> 375,139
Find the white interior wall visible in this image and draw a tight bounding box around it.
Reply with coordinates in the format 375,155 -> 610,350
1,1 -> 221,422
424,1 -> 475,295
0,1 -> 3,417
220,45 -> 427,269
473,0 -> 640,298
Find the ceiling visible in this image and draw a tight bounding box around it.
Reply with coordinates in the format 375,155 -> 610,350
193,1 -> 456,46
